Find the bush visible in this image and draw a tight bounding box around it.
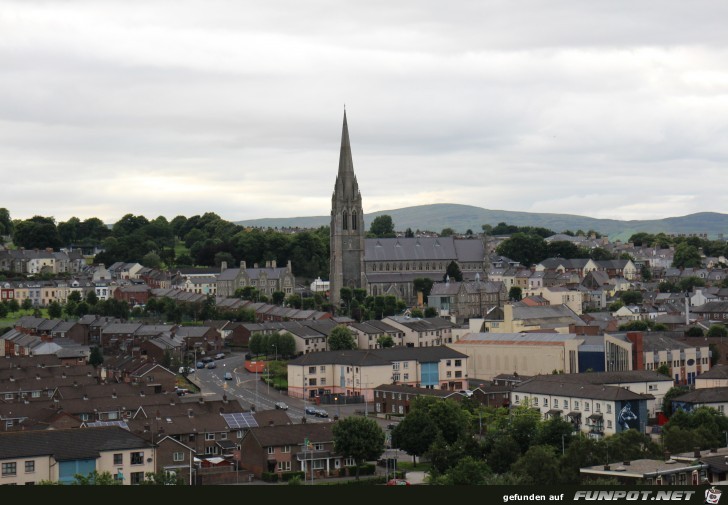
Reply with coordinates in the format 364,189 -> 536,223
281,471 -> 304,482
261,472 -> 279,483
357,463 -> 376,476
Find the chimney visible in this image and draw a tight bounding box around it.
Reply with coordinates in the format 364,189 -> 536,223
265,260 -> 270,268
188,409 -> 194,418
155,410 -> 161,420
83,394 -> 88,400
626,332 -> 645,370
36,374 -> 40,380
198,397 -> 204,405
222,394 -> 228,404
73,380 -> 78,387
240,261 -> 246,270
144,423 -> 150,432
254,263 -> 258,268
603,464 -> 610,471
694,447 -> 701,458
112,390 -> 117,399
170,397 -> 175,406
220,261 -> 227,273
271,260 -> 276,269
62,372 -> 67,379
139,390 -> 145,397
664,451 -> 671,461
711,447 -> 718,453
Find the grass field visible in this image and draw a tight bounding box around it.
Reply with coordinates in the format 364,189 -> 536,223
0,308 -> 50,328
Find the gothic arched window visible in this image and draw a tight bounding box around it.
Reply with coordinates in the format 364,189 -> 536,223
342,210 -> 348,230
352,211 -> 357,230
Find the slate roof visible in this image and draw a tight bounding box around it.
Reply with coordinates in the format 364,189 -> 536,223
514,379 -> 653,401
0,426 -> 153,461
289,345 -> 467,367
455,332 -> 580,344
672,387 -> 728,404
697,365 -> 728,380
245,422 -> 335,448
530,370 -> 673,385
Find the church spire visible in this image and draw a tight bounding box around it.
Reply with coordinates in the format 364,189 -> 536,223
337,109 -> 355,178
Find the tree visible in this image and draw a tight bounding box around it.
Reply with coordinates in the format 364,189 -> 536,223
619,290 -> 643,305
440,227 -> 455,237
141,252 -> 162,269
377,335 -> 394,348
657,363 -> 670,377
328,325 -> 357,350
508,286 -> 522,302
404,227 -> 414,238
0,303 -> 7,319
707,324 -> 728,339
277,332 -> 297,358
67,291 -> 82,303
369,215 -> 395,238
495,233 -> 547,267
21,298 -> 33,311
86,291 -> 99,305
510,445 -> 561,485
332,417 -> 385,480
686,326 -> 704,338
663,386 -> 690,417
47,301 -> 62,319
391,408 -> 440,466
641,265 -> 652,281
424,307 -> 437,317
672,242 -> 702,269
271,291 -> 286,305
0,208 -> 13,236
7,299 -> 19,313
444,261 -> 463,282
431,456 -> 491,485
71,470 -> 120,485
413,278 -> 434,303
13,216 -> 61,249
546,241 -> 580,259
89,346 -> 104,367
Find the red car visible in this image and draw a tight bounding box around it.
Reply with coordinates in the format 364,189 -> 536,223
386,479 -> 410,486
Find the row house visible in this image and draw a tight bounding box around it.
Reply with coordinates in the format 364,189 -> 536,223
373,384 -> 464,418
240,423 -> 350,480
216,260 -> 296,298
113,284 -> 152,306
350,320 -> 403,350
0,426 -> 155,485
0,328 -> 89,359
0,248 -> 84,275
380,315 -> 459,347
691,301 -> 728,322
287,346 -> 470,401
107,262 -> 144,280
511,378 -> 653,439
138,267 -> 172,289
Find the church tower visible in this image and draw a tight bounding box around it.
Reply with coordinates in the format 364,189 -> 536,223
329,110 -> 366,309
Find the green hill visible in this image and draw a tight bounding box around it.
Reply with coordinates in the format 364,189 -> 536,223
236,204 -> 728,240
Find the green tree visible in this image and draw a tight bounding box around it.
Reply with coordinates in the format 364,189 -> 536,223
13,216 -> 62,249
508,286 -> 522,301
47,301 -> 62,319
67,291 -> 82,303
391,408 -> 439,466
663,386 -> 691,417
71,470 -> 120,485
277,332 -> 297,358
486,434 -> 521,474
86,291 -> 99,305
328,325 -> 357,350
141,252 -> 162,269
686,326 -> 704,338
21,298 -> 33,311
495,233 -> 547,267
0,303 -> 7,319
546,241 -> 580,259
413,278 -> 434,303
641,265 -> 652,281
424,307 -> 437,317
444,261 -> 463,282
7,298 -> 19,313
89,346 -> 104,367
404,227 -> 415,238
431,456 -> 491,485
271,291 -> 286,305
657,363 -> 670,377
377,335 -> 394,348
332,416 -> 385,480
619,290 -> 643,305
0,208 -> 13,236
369,215 -> 396,238
707,324 -> 728,339
440,227 -> 455,237
672,242 -> 702,268
510,445 -> 561,485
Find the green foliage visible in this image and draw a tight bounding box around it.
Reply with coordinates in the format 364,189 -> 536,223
508,286 -> 522,301
368,215 -> 396,238
663,385 -> 691,417
71,471 -> 121,485
495,233 -> 547,267
440,227 -> 455,237
140,471 -> 184,485
546,241 -> 580,259
332,417 -> 385,480
672,242 -> 702,268
328,325 -> 357,350
618,320 -> 649,331
707,324 -> 728,339
663,407 -> 728,453
510,445 -> 561,485
619,290 -> 643,305
377,335 -> 394,348
89,346 -> 104,367
656,363 -> 670,377
444,260 -> 463,282
413,278 -> 434,303
686,326 -> 704,338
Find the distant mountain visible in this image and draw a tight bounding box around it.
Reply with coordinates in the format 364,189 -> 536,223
235,204 -> 728,241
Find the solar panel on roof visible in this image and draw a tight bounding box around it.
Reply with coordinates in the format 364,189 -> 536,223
221,412 -> 258,429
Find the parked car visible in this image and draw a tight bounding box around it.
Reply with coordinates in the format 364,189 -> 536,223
206,362 -> 217,369
196,362 -> 205,369
215,353 -> 226,360
201,356 -> 214,364
305,406 -> 318,416
314,409 -> 329,418
275,402 -> 289,410
224,372 -> 233,380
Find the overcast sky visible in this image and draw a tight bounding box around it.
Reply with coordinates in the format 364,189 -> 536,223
2,1 -> 728,225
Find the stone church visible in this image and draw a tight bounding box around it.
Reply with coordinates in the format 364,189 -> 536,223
329,112 -> 489,309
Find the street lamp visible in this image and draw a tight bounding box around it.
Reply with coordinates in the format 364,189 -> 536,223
334,395 -> 341,419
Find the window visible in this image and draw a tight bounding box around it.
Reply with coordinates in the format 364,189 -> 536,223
308,366 -> 316,374
24,461 -> 34,473
596,403 -> 601,413
277,461 -> 292,472
543,398 -> 548,407
131,452 -> 144,465
563,400 -> 568,409
31,391 -> 40,398
515,395 -> 520,404
345,458 -> 355,466
282,445 -> 291,453
114,453 -> 123,465
393,362 -> 400,370
574,401 -> 579,410
585,403 -> 590,411
320,378 -> 326,386
4,393 -> 12,400
2,462 -> 16,476
606,404 -> 612,414
392,373 -> 400,381
268,447 -> 275,455
205,433 -> 215,441
454,360 -> 462,366
237,430 -> 243,438
309,378 -> 317,386
403,362 -> 408,369
554,399 -> 559,408
319,366 -> 326,372
130,472 -> 144,485
533,397 -> 539,406
173,452 -> 184,462
392,404 -> 396,413
399,405 -> 404,414
220,432 -> 227,440
455,371 -> 462,378
446,371 -> 452,378
446,360 -> 451,366
403,373 -> 409,380
607,420 -> 613,429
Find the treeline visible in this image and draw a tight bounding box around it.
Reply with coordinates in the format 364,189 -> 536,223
2,209 -> 330,282
393,396 -> 728,485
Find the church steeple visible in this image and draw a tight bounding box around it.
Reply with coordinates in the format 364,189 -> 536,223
330,110 -> 366,310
